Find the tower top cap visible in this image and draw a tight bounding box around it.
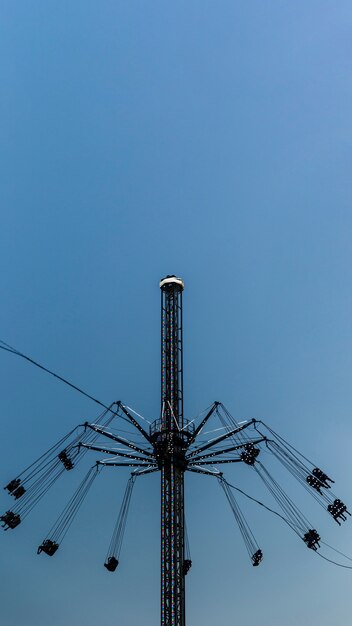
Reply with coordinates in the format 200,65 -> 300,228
160,275 -> 184,290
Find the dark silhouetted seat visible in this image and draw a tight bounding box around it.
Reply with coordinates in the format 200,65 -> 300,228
0,511 -> 21,530
303,529 -> 320,550
104,556 -> 119,572
306,474 -> 323,495
240,443 -> 260,466
312,467 -> 333,487
327,499 -> 350,525
58,450 -> 74,471
251,549 -> 263,566
12,485 -> 26,499
37,539 -> 59,556
4,479 -> 21,494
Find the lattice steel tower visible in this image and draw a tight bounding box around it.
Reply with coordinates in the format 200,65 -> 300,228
159,275 -> 185,626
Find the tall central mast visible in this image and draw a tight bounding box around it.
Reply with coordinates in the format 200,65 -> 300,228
160,275 -> 185,626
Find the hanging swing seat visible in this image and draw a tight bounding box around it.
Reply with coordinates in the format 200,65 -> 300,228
312,467 -> 333,486
104,556 -> 119,572
58,450 -> 74,471
12,485 -> 26,499
4,478 -> 26,499
0,511 -> 21,530
303,529 -> 320,550
37,539 -> 59,556
306,474 -> 324,494
327,499 -> 350,524
240,443 -> 260,466
251,549 -> 263,566
4,478 -> 21,493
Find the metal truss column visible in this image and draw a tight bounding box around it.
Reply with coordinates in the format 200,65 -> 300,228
160,275 -> 185,626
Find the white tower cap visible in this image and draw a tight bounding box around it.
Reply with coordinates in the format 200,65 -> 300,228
160,275 -> 184,290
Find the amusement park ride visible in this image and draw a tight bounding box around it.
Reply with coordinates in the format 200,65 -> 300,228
0,275 -> 350,626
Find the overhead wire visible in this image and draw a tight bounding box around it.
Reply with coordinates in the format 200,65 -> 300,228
0,339 -> 127,423
315,553 -> 352,569
219,477 -> 352,569
254,461 -> 312,534
188,461 -> 352,569
321,541 -> 352,562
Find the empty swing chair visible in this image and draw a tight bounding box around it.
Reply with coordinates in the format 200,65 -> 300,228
104,475 -> 136,573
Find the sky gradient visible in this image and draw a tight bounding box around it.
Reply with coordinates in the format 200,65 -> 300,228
1,2 -> 352,625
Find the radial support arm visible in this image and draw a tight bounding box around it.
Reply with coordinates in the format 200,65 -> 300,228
187,402 -> 220,445
188,459 -> 243,466
118,402 -> 153,444
190,437 -> 266,463
131,466 -> 159,477
187,420 -> 255,459
85,423 -> 154,458
79,442 -> 153,463
97,461 -> 157,468
187,466 -> 222,477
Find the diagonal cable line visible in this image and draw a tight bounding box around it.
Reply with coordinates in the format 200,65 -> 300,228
0,339 -> 123,419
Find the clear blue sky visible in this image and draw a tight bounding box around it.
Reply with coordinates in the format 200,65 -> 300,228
1,2 -> 352,625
